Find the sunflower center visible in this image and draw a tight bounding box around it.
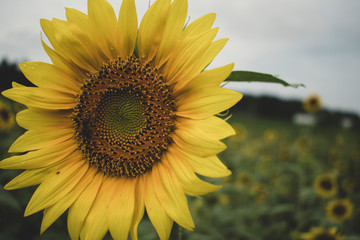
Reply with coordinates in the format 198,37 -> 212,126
320,179 -> 332,190
333,204 -> 346,216
72,56 -> 176,177
310,98 -> 318,106
0,109 -> 10,122
96,89 -> 146,142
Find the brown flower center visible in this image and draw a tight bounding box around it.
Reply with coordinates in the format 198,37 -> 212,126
0,108 -> 10,122
320,179 -> 333,190
333,204 -> 346,216
72,56 -> 176,177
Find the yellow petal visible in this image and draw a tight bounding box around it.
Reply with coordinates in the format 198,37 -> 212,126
41,19 -> 99,72
24,155 -> 87,216
176,87 -> 242,119
177,116 -> 235,140
177,63 -> 234,94
174,147 -> 231,178
54,18 -> 102,70
19,62 -> 81,94
166,148 -> 221,196
173,126 -> 226,157
108,178 -> 135,240
88,0 -> 119,59
4,167 -> 55,190
40,167 -> 96,234
138,0 -> 171,63
154,0 -> 188,67
41,33 -> 86,82
16,108 -> 72,130
8,127 -> 74,153
152,162 -> 194,230
182,13 -> 216,38
129,177 -> 145,240
118,0 -> 138,58
12,82 -> 25,88
2,87 -> 76,110
80,176 -> 116,240
163,28 -> 218,85
65,7 -> 110,64
173,38 -> 229,93
0,138 -> 77,169
143,174 -> 173,240
67,172 -> 103,240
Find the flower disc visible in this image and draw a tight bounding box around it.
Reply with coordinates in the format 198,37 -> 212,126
72,57 -> 176,177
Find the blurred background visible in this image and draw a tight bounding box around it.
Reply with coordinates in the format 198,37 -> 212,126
0,0 -> 360,239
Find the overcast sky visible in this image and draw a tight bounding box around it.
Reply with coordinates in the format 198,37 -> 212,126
1,0 -> 360,115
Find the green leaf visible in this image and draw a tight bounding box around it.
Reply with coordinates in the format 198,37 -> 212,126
226,71 -> 305,88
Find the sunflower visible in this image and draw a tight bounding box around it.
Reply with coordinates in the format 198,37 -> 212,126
263,128 -> 278,143
303,94 -> 322,114
313,174 -> 337,198
0,0 -> 242,239
235,171 -> 252,188
0,101 -> 15,131
326,198 -> 354,223
301,227 -> 344,240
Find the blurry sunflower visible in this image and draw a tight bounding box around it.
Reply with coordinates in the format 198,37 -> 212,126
303,94 -> 322,114
333,159 -> 347,174
263,128 -> 278,143
301,227 -> 344,240
0,101 -> 15,131
251,182 -> 268,203
342,178 -> 356,193
235,171 -> 252,188
313,174 -> 337,198
295,136 -> 311,153
278,146 -> 292,162
0,0 -> 242,239
217,193 -> 230,206
326,198 -> 353,223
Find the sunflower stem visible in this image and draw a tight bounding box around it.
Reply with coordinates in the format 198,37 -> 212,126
169,223 -> 183,240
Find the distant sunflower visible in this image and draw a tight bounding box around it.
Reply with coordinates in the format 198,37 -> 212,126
314,174 -> 337,198
342,178 -> 356,193
263,129 -> 278,143
0,101 -> 15,131
326,198 -> 353,223
303,94 -> 322,114
235,172 -> 252,188
301,227 -> 344,240
0,0 -> 242,239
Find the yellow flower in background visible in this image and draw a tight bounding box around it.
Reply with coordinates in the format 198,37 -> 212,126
326,198 -> 354,223
303,94 -> 322,114
0,101 -> 15,131
235,172 -> 252,188
334,159 -> 347,174
251,182 -> 268,203
301,227 -> 344,240
263,128 -> 278,143
295,136 -> 311,153
342,178 -> 356,193
0,0 -> 242,239
313,174 -> 337,198
217,193 -> 230,206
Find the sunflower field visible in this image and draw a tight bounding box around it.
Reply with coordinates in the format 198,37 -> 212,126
0,93 -> 359,240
